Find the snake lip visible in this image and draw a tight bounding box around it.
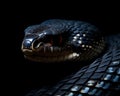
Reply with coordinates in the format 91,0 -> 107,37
24,52 -> 80,63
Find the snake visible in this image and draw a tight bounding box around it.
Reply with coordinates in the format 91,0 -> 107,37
21,19 -> 120,96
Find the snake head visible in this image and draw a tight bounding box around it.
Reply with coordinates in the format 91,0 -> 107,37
21,19 -> 105,63
21,25 -> 73,63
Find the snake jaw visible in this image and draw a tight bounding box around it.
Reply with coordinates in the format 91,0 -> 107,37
24,52 -> 81,63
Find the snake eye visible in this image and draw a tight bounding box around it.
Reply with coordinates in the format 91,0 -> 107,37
52,32 -> 70,46
37,34 -> 64,46
52,35 -> 63,46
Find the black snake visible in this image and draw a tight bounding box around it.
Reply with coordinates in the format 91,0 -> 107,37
21,19 -> 120,96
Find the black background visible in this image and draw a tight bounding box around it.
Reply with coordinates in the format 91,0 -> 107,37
8,1 -> 120,96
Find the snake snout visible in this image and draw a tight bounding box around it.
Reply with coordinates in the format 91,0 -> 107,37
21,37 -> 44,51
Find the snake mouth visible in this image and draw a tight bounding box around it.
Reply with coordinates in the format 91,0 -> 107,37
22,41 -> 80,62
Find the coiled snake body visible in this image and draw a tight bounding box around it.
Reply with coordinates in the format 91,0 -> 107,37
21,19 -> 120,96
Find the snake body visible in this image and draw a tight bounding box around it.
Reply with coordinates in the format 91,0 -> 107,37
21,19 -> 120,96
21,19 -> 105,63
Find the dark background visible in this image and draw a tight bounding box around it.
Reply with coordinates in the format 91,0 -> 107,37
11,2 -> 120,96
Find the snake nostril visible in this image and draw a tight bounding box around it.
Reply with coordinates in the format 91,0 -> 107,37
32,40 -> 44,50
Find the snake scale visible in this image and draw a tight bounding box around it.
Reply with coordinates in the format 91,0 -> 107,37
21,19 -> 120,96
